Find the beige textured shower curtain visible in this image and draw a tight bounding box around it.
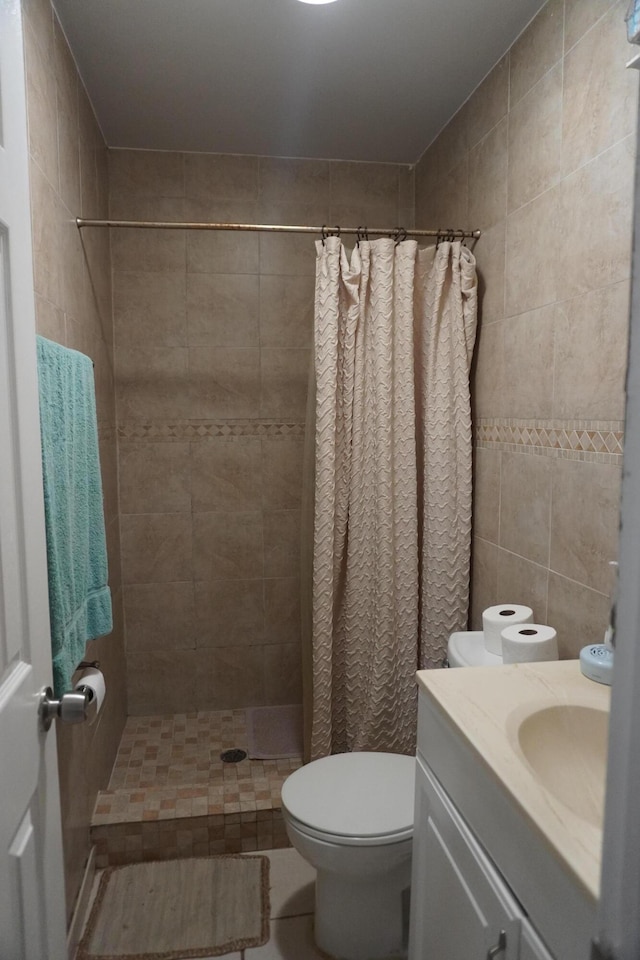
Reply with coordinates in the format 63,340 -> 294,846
309,236 -> 477,760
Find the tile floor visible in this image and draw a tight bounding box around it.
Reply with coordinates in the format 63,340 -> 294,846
91,710 -> 302,866
80,848 -> 323,960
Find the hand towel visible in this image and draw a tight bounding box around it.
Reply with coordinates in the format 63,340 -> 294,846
36,336 -> 112,696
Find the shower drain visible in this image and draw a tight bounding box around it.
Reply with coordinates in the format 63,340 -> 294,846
220,748 -> 247,763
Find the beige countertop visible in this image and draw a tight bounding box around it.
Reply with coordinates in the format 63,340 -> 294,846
416,660 -> 611,901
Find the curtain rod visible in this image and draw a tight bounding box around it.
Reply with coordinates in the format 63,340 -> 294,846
75,217 -> 481,240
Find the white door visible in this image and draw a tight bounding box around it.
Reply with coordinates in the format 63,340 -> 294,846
0,1 -> 67,957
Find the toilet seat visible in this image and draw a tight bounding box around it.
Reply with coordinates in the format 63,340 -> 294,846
281,752 -> 415,847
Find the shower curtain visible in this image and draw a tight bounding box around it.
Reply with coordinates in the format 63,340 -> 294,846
308,236 -> 477,760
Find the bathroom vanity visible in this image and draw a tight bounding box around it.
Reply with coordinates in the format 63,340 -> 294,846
409,661 -> 610,960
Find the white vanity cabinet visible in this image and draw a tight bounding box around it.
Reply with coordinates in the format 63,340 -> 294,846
410,755 -> 554,960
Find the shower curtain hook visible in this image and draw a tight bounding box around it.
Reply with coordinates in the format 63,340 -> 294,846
394,227 -> 407,246
321,224 -> 328,246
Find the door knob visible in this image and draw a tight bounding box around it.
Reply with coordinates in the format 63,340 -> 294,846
39,685 -> 98,731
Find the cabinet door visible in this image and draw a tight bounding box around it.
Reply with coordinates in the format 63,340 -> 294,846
409,757 -> 523,960
520,921 -> 555,960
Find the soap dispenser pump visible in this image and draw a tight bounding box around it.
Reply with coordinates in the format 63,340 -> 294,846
580,561 -> 617,685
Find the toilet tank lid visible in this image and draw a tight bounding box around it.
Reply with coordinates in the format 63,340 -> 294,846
281,752 -> 415,839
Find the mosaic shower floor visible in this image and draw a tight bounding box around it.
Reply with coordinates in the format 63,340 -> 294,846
91,710 -> 302,867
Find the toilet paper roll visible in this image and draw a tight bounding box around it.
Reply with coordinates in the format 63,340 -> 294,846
501,624 -> 558,664
482,604 -> 533,655
74,667 -> 106,722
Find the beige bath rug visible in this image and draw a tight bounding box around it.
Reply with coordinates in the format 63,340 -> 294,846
77,854 -> 269,960
246,703 -> 303,759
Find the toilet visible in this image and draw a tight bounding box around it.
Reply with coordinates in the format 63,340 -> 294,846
446,629 -> 504,667
281,751 -> 415,960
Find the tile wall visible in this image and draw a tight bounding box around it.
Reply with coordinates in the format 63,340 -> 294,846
21,0 -> 127,921
110,151 -> 414,713
415,0 -> 638,656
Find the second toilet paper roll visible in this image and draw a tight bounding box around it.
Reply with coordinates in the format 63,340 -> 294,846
501,624 -> 558,664
482,604 -> 533,655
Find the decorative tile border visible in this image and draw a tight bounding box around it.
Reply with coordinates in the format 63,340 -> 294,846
475,419 -> 624,464
118,419 -> 306,441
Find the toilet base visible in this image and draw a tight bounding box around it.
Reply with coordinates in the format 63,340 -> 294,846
314,859 -> 411,960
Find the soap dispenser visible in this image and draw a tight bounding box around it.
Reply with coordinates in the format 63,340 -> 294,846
580,561 -> 617,685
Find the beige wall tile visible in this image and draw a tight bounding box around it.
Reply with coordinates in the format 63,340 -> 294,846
111,223 -> 186,274
264,510 -> 301,579
503,304 -> 556,419
114,272 -> 187,347
550,459 -> 621,593
193,511 -> 263,581
328,203 -> 398,231
469,119 -> 507,231
187,273 -> 259,347
557,136 -> 635,301
127,648 -> 201,715
262,440 -> 304,510
191,439 -> 262,512
471,318 -> 505,419
185,153 -> 259,201
562,2 -> 638,177
185,199 -> 260,275
109,149 -> 184,201
124,582 -> 196,652
259,275 -> 314,349
508,64 -> 562,213
264,643 -> 302,706
469,538 -> 499,629
121,513 -> 193,584
553,282 -> 629,420
465,55 -> 509,150
198,646 -> 265,710
398,166 -> 415,210
260,349 -> 310,419
29,161 -> 61,304
194,580 -> 264,647
499,451 -> 552,566
547,572 -> 612,657
188,347 -> 260,418
426,156 -> 470,228
564,0 -> 618,53
116,346 -> 191,420
34,294 -> 65,341
261,157 -> 330,206
330,162 -> 398,208
24,20 -> 59,190
509,0 -> 564,106
430,108 -> 470,182
472,447 -> 500,543
505,184 -> 560,316
497,549 -> 549,623
258,204 -> 324,277
475,222 -> 506,325
119,442 -> 191,514
264,578 -> 302,645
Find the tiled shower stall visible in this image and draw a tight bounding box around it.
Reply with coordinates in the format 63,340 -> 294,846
93,149 -> 416,866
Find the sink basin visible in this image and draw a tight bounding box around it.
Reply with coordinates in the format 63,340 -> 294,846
516,704 -> 609,827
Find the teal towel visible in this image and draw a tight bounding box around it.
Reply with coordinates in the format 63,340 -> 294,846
36,336 -> 112,697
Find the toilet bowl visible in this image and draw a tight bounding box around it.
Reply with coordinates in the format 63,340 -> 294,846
447,629 -> 504,667
281,751 -> 415,960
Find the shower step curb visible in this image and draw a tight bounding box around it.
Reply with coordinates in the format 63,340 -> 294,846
91,787 -> 289,868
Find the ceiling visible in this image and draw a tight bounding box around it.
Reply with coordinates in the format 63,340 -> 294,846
53,0 -> 546,165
